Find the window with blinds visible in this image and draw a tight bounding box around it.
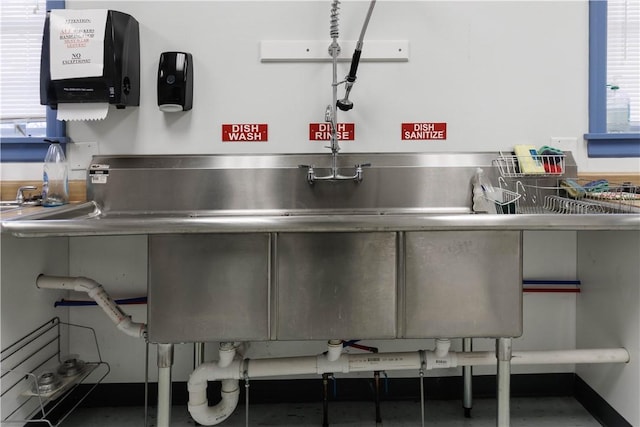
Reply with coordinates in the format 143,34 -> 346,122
0,0 -> 47,137
608,0 -> 640,124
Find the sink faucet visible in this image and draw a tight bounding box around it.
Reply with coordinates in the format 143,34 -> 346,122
16,186 -> 39,205
300,0 -> 376,184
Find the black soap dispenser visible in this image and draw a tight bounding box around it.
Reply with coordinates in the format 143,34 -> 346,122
157,52 -> 193,112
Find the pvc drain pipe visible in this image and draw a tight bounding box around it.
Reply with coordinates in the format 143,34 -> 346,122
327,340 -> 343,362
187,346 -> 629,426
157,344 -> 173,427
36,275 -> 146,338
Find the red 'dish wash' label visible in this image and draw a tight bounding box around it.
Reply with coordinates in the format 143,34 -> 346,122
401,123 -> 447,140
222,124 -> 268,142
309,123 -> 355,141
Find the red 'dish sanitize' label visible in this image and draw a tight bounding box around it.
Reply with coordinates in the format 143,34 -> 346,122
401,122 -> 447,140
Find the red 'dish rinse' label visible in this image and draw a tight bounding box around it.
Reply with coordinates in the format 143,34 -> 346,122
222,124 -> 268,142
401,123 -> 447,140
309,123 -> 355,141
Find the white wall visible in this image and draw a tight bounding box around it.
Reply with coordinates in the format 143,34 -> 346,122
64,1 -> 588,155
0,235 -> 69,348
576,231 -> 640,427
3,0 -> 638,178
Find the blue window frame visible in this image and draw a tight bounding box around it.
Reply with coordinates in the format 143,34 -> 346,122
585,0 -> 640,157
0,0 -> 66,162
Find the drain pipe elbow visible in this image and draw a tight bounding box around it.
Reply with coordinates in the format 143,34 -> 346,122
188,378 -> 239,426
36,274 -> 147,339
37,274 -> 99,292
116,316 -> 147,339
187,362 -> 241,426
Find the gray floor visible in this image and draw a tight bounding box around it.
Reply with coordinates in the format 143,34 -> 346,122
62,397 -> 602,426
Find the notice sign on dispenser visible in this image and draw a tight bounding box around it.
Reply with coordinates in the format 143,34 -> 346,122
222,124 -> 268,142
309,123 -> 355,141
402,123 -> 447,140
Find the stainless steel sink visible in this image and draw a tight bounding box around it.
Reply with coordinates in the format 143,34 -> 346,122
2,153 -> 637,343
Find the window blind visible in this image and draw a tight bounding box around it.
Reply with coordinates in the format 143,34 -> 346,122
0,0 -> 47,121
608,0 -> 640,123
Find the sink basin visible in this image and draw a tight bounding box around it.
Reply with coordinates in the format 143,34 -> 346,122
1,201 -> 44,213
11,200 -> 472,222
12,201 -> 102,220
0,204 -> 20,213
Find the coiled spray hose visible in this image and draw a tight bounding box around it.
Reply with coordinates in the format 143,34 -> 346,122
330,0 -> 340,40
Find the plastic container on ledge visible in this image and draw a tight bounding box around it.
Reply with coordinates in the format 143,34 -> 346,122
42,140 -> 69,207
606,85 -> 630,133
472,168 -> 494,213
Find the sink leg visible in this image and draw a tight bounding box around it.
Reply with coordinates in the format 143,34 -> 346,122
462,338 -> 473,418
496,338 -> 512,427
322,373 -> 331,427
194,342 -> 205,368
374,371 -> 382,425
157,343 -> 174,427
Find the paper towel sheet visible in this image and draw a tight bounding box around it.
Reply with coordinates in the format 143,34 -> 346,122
57,103 -> 109,121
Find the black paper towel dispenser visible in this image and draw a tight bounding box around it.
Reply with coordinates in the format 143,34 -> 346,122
40,10 -> 140,109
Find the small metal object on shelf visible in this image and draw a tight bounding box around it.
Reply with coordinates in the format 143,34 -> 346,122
32,371 -> 63,395
57,357 -> 87,377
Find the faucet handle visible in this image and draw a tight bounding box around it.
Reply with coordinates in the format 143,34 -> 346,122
16,185 -> 37,204
354,163 -> 371,183
298,165 -> 316,184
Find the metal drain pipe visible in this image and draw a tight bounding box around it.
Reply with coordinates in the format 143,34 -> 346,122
187,346 -> 629,426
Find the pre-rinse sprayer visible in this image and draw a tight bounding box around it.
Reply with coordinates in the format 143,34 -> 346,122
301,0 -> 376,184
337,0 -> 377,112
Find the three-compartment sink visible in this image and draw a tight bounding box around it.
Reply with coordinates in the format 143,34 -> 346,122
2,153 -> 637,342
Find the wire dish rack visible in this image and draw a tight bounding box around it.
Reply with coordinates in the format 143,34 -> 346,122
1,317 -> 110,426
487,178 -> 640,215
493,151 -> 566,178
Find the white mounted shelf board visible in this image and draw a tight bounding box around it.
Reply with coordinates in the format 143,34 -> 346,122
260,40 -> 409,62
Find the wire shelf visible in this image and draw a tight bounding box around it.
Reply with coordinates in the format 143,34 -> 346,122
493,178 -> 640,215
494,151 -> 566,178
482,187 -> 521,214
1,317 -> 110,426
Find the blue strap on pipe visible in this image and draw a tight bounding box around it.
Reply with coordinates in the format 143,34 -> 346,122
523,280 -> 581,285
54,297 -> 147,307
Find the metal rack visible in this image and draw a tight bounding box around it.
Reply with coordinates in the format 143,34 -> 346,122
492,178 -> 640,215
1,317 -> 109,426
493,151 -> 566,178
